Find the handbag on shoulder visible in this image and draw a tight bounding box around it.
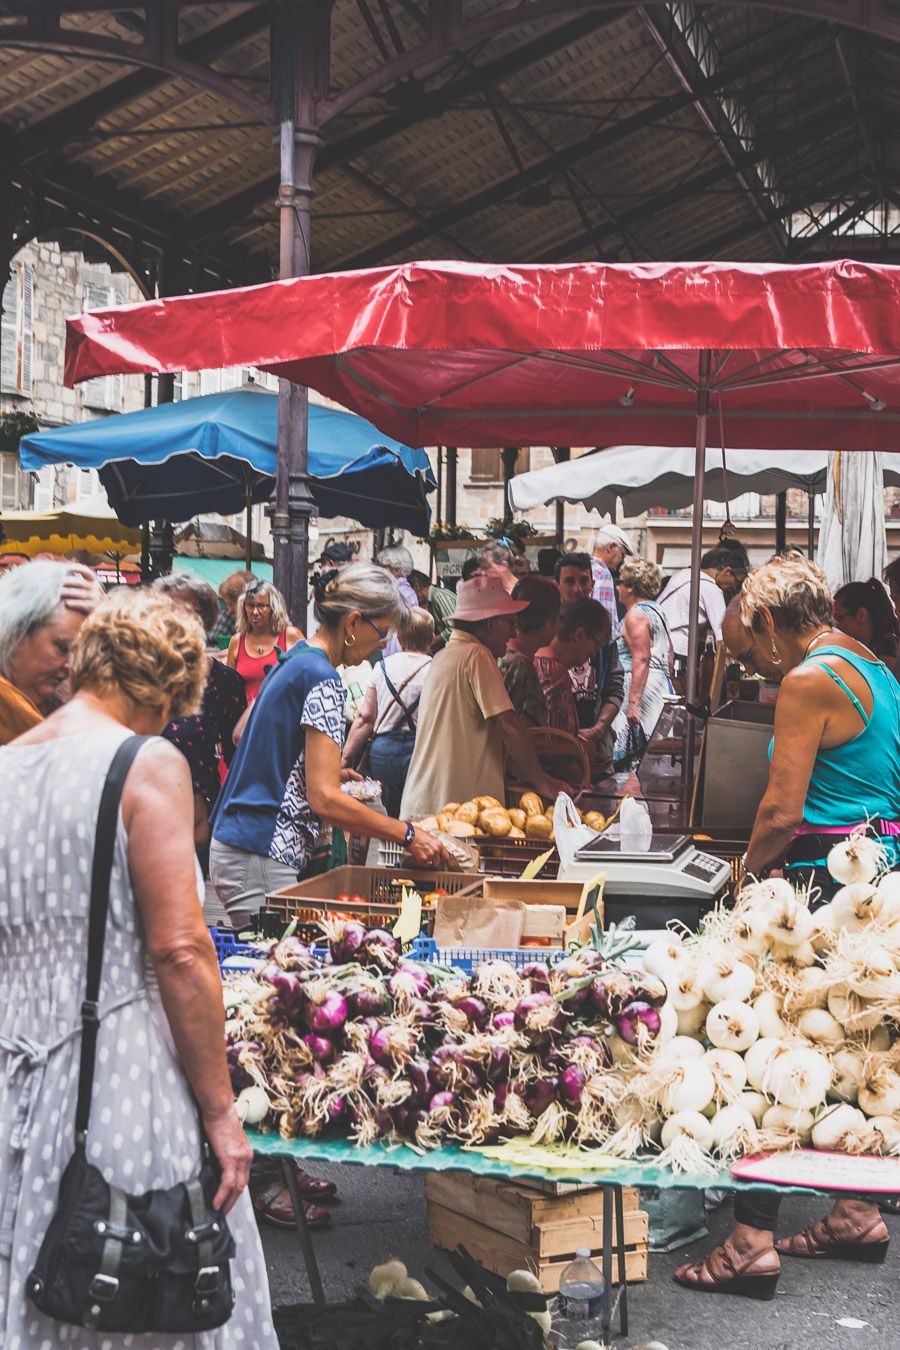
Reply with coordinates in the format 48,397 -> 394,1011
26,735 -> 236,1333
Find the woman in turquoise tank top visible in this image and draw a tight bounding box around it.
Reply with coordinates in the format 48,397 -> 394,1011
675,554 -> 892,1302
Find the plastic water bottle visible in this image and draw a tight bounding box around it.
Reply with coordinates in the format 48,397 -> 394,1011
550,1248 -> 606,1348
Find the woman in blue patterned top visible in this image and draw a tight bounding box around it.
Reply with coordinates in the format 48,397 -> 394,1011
209,563 -> 448,929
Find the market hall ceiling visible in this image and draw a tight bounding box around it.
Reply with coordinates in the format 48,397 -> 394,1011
2,1 -> 899,294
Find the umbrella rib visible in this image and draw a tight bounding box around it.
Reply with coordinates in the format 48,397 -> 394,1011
652,352 -> 700,390
418,354 -> 535,408
332,355 -> 409,410
718,354 -> 900,394
536,348 -> 693,391
713,349 -> 794,389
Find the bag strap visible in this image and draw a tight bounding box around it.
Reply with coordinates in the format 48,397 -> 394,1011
74,735 -> 150,1148
380,664 -> 426,736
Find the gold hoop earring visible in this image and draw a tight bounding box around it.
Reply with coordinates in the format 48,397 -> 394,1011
344,632 -> 356,648
770,641 -> 782,666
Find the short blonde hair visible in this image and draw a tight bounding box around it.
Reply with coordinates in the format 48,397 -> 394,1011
236,580 -> 290,637
741,552 -> 833,635
398,606 -> 435,652
619,557 -> 663,600
71,589 -> 206,718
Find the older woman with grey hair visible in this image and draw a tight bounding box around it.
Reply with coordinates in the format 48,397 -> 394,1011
0,559 -> 103,745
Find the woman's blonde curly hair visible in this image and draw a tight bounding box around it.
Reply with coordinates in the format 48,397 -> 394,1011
619,556 -> 663,600
741,551 -> 833,635
70,589 -> 207,718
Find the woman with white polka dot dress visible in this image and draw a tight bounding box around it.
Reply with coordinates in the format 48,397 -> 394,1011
0,590 -> 278,1348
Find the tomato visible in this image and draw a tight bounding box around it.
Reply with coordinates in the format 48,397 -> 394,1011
334,893 -> 352,904
348,894 -> 366,905
520,936 -> 552,948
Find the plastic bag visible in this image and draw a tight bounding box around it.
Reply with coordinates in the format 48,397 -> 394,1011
552,793 -> 598,872
620,796 -> 653,853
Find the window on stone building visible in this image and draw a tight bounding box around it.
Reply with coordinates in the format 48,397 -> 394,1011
0,452 -> 31,509
1,261 -> 34,397
469,447 -> 531,482
81,282 -> 124,412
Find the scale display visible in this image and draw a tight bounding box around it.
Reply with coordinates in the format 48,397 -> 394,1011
561,831 -> 732,900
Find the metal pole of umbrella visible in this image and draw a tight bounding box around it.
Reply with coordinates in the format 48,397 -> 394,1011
683,352 -> 711,785
552,447 -> 570,548
245,483 -> 253,572
775,490 -> 788,553
807,491 -> 816,557
446,447 -> 458,527
502,448 -> 519,526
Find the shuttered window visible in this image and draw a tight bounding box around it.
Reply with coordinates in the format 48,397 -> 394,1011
1,262 -> 35,396
82,282 -> 124,411
469,447 -> 530,482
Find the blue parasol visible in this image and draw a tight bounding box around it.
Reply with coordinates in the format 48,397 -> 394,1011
19,387 -> 436,534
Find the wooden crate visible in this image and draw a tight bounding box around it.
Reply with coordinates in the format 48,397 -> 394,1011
425,1174 -> 648,1292
265,865 -> 478,931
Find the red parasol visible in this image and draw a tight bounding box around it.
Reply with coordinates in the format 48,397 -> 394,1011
64,259 -> 900,704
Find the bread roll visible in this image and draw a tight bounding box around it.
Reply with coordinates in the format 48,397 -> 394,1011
454,801 -> 480,825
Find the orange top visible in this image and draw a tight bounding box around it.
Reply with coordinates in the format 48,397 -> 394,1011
0,675 -> 43,747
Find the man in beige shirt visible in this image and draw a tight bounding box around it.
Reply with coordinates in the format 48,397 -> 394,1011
400,576 -> 566,819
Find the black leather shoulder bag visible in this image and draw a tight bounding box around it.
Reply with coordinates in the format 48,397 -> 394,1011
26,734 -> 236,1333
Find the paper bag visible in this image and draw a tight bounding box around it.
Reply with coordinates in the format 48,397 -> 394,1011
433,893 -> 526,948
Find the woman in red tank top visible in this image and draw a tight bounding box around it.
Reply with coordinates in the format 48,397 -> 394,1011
227,579 -> 303,702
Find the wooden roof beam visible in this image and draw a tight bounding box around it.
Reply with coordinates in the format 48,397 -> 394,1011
189,12 -> 824,249
639,5 -> 791,260
14,2 -> 272,168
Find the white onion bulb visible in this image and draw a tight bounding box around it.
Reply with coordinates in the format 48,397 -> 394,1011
857,1064 -> 900,1118
704,1047 -> 748,1100
657,1062 -> 715,1115
676,1001 -> 711,1037
703,955 -> 756,1005
660,1110 -> 715,1152
744,1037 -> 785,1091
739,1090 -> 770,1125
827,983 -> 884,1033
752,990 -> 787,1039
810,1103 -> 870,1153
770,938 -> 818,969
705,1000 -> 759,1053
767,897 -> 813,948
643,936 -> 689,979
829,1047 -> 867,1104
669,1036 -> 706,1061
827,833 -> 884,886
796,1007 -> 844,1048
668,964 -> 707,1012
831,882 -> 881,930
765,1046 -> 831,1111
709,1105 -> 758,1159
731,909 -> 770,957
235,1085 -> 270,1125
866,1114 -> 900,1154
761,1103 -> 815,1141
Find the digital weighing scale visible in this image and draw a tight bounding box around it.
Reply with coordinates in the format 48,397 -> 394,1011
558,832 -> 732,929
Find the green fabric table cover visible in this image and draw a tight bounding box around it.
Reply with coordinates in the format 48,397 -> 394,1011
246,1132 -> 831,1196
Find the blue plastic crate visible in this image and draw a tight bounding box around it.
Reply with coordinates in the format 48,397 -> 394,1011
209,925 -> 266,972
409,936 -> 563,973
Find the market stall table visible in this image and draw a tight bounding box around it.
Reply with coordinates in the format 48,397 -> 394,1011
245,1133 -> 899,1338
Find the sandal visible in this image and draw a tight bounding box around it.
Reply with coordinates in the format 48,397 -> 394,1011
673,1241 -> 780,1301
250,1180 -> 331,1230
252,1158 -> 338,1201
775,1213 -> 890,1264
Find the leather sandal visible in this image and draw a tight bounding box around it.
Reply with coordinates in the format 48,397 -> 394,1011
775,1213 -> 890,1264
673,1241 -> 780,1300
250,1180 -> 331,1230
252,1157 -> 338,1201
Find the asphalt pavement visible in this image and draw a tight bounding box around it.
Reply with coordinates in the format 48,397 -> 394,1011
258,1160 -> 898,1349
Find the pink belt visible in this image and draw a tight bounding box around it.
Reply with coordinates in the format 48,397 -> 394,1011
794,820 -> 900,837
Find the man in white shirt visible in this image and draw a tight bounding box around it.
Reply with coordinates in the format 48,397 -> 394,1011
657,545 -> 748,660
